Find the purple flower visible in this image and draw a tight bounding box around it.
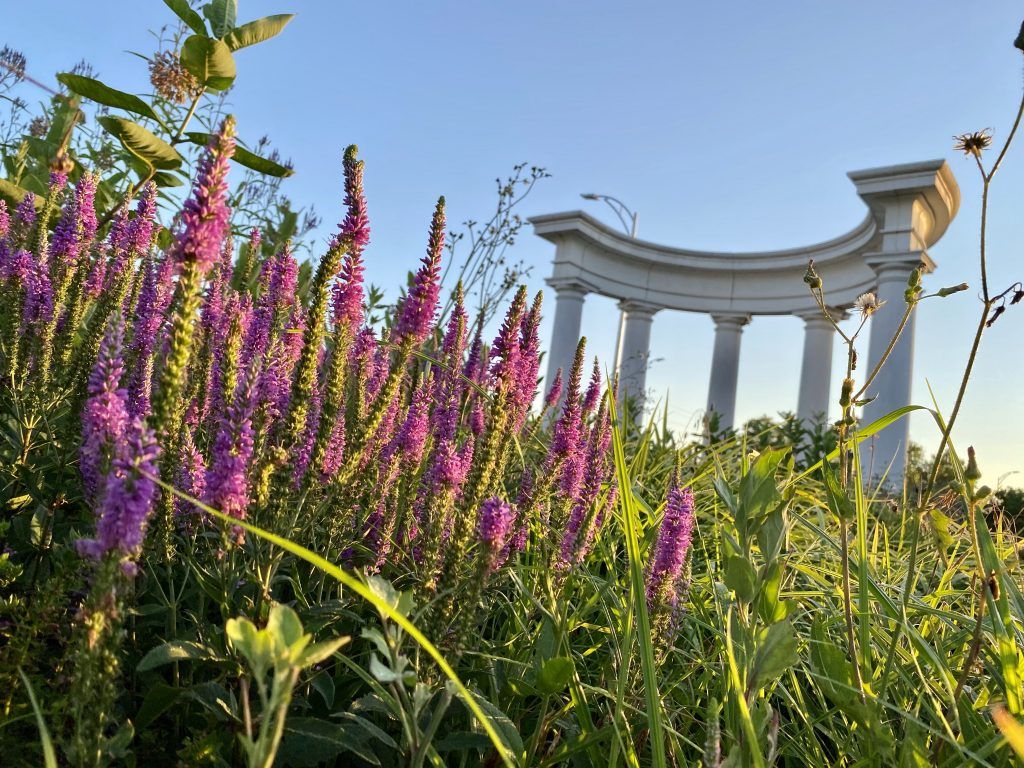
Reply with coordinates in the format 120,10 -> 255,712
582,358 -> 601,415
544,369 -> 563,409
477,497 -> 517,572
645,480 -> 695,612
394,197 -> 445,345
50,172 -> 96,269
394,387 -> 430,468
175,430 -> 207,521
205,364 -> 258,535
128,255 -> 175,417
172,116 -> 235,275
76,416 -> 161,573
557,403 -> 612,569
80,316 -> 130,499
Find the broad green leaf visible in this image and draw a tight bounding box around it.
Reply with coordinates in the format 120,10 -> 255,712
0,178 -> 42,210
279,718 -> 373,767
180,35 -> 236,91
152,170 -> 184,188
163,0 -> 207,35
184,131 -> 293,177
137,640 -> 222,672
369,654 -> 401,684
751,620 -> 797,689
224,14 -> 294,51
135,682 -> 181,730
536,657 -> 574,695
724,555 -> 757,604
300,637 -> 350,668
56,73 -> 159,121
203,0 -> 238,38
98,116 -> 183,170
267,602 -> 304,647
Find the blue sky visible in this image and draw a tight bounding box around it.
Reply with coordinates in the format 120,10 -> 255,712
7,1 -> 1024,480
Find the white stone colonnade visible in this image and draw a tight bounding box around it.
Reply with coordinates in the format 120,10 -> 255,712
531,160 -> 960,485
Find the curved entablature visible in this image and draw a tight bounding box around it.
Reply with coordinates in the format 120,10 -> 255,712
533,159 -> 960,485
529,159 -> 960,316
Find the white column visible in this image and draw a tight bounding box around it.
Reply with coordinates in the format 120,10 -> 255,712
706,313 -> 749,430
796,310 -> 840,425
861,259 -> 921,484
617,300 -> 659,406
544,279 -> 588,395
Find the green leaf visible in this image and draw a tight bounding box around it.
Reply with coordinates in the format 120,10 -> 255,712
724,555 -> 757,604
18,669 -> 57,768
820,461 -> 854,520
224,14 -> 294,51
56,74 -> 159,121
751,620 -> 797,689
0,178 -> 42,210
137,640 -> 223,672
299,637 -> 349,668
267,602 -> 304,647
279,718 -> 373,767
311,672 -> 335,708
180,35 -> 236,91
536,657 -> 574,695
163,0 -> 207,35
203,0 -> 238,38
184,131 -> 293,177
98,116 -> 183,170
135,682 -> 181,730
152,171 -> 184,188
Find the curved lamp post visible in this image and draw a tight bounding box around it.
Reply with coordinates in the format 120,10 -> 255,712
580,193 -> 639,380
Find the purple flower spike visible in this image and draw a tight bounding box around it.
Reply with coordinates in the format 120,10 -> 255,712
173,116 -> 236,275
544,369 -> 563,409
394,197 -> 445,345
205,364 -> 258,535
645,480 -> 695,612
80,316 -> 129,499
582,358 -> 601,414
76,417 -> 161,571
477,497 -> 517,572
175,430 -> 207,521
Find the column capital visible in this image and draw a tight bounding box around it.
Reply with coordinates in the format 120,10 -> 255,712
545,277 -> 591,297
711,312 -> 751,330
796,307 -> 847,326
864,251 -> 935,280
617,298 -> 661,318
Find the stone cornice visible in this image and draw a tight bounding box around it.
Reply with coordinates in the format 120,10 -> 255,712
530,160 -> 959,316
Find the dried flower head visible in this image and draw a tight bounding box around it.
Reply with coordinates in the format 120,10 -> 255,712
149,49 -> 201,104
953,129 -> 992,159
853,291 -> 885,317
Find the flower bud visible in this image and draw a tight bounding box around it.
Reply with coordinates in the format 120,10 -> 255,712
803,260 -> 822,290
965,446 -> 982,481
839,377 -> 854,408
936,283 -> 969,298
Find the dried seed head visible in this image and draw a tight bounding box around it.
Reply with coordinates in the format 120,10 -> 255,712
854,292 -> 885,317
953,129 -> 992,158
149,49 -> 201,104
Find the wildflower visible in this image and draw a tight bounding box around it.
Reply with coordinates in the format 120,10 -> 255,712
331,146 -> 370,330
544,368 -> 563,409
853,291 -> 885,317
173,116 -> 235,275
476,497 -> 517,572
76,417 -> 161,574
394,197 -> 445,345
206,365 -> 258,535
80,316 -> 129,499
646,479 -> 695,618
582,357 -> 601,414
953,129 -> 992,158
175,431 -> 207,521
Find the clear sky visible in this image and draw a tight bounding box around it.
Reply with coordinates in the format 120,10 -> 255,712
6,1 -> 1024,481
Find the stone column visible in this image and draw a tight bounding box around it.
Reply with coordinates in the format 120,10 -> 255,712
617,300 -> 659,406
861,258 -> 921,483
796,310 -> 840,425
544,278 -> 588,396
706,313 -> 749,430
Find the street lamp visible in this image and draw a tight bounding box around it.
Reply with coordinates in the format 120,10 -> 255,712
580,193 -> 638,237
580,193 -> 639,380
